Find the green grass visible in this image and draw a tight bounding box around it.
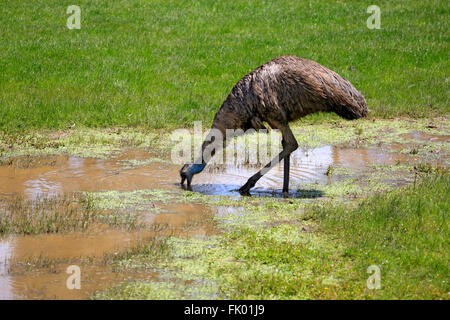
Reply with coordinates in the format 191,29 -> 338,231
314,172 -> 449,299
0,0 -> 448,132
211,225 -> 356,299
101,237 -> 171,271
217,173 -> 449,299
0,193 -> 140,235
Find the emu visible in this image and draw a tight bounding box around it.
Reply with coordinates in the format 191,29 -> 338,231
180,56 -> 368,195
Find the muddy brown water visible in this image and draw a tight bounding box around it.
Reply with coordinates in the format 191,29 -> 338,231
0,135 -> 444,299
0,145 -> 407,199
399,131 -> 450,143
0,202 -> 215,299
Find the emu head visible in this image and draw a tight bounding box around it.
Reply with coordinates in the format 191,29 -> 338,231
180,163 -> 205,187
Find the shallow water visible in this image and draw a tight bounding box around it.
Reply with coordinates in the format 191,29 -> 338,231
192,145 -> 408,196
0,202 -> 215,299
399,131 -> 450,143
0,150 -> 179,199
0,245 -> 157,300
0,132 -> 445,299
0,145 -> 407,199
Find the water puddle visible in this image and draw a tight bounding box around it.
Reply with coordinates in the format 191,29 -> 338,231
192,145 -> 408,196
0,202 -> 214,299
0,257 -> 157,300
399,131 -> 450,143
0,150 -> 179,200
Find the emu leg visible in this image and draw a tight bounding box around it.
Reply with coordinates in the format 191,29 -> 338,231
282,138 -> 290,194
283,153 -> 290,194
239,125 -> 298,195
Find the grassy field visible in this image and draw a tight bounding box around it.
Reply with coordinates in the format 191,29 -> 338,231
227,172 -> 449,299
312,172 -> 449,299
0,0 -> 449,132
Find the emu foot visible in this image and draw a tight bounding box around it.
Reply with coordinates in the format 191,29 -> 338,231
238,187 -> 251,196
238,180 -> 256,196
180,184 -> 192,191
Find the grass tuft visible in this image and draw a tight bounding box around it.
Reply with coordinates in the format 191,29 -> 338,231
0,193 -> 139,235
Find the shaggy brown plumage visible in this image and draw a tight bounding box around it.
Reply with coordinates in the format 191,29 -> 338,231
180,56 -> 368,194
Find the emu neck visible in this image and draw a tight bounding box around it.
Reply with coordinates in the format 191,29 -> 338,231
194,122 -> 228,166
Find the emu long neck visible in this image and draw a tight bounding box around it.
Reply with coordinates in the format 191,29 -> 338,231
194,121 -> 228,166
